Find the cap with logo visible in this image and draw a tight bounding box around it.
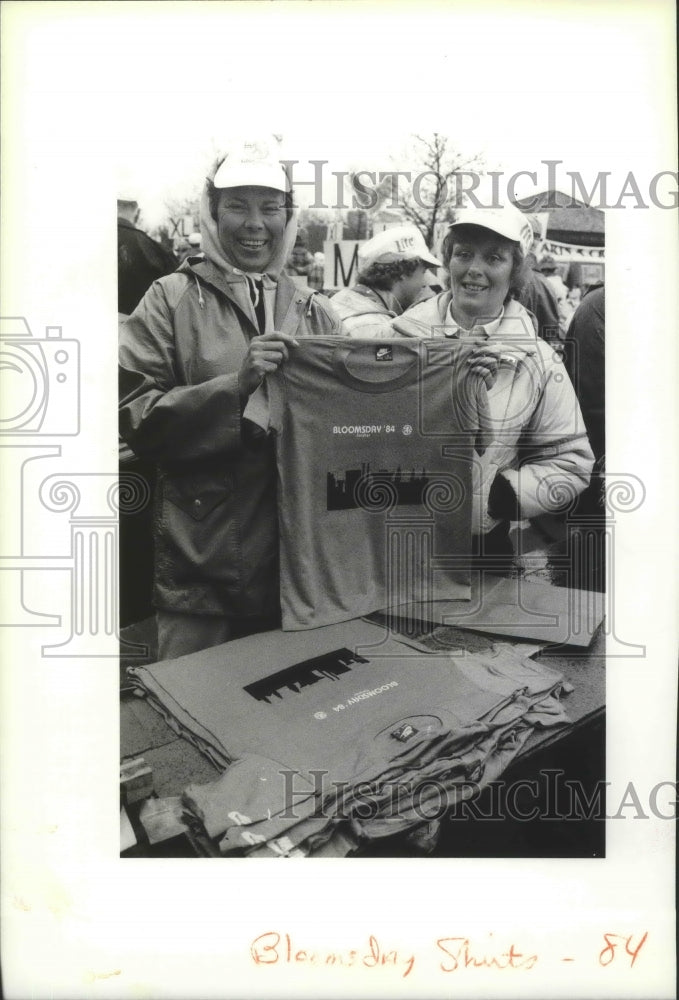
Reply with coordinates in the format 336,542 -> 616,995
357,225 -> 442,270
212,138 -> 289,193
449,205 -> 534,254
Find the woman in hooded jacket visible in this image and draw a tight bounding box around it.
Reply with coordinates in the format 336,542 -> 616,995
119,143 -> 342,659
392,205 -> 594,559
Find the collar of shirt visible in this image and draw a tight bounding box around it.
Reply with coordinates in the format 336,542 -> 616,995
443,302 -> 505,340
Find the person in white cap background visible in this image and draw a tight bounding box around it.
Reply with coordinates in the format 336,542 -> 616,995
119,138 -> 342,659
393,204 -> 594,558
330,225 -> 442,338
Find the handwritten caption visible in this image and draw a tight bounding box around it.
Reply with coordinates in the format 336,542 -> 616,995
250,930 -> 648,979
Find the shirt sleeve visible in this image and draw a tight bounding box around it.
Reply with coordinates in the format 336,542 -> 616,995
119,279 -> 246,464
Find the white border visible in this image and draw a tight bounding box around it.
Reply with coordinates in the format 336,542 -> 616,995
1,2 -> 677,997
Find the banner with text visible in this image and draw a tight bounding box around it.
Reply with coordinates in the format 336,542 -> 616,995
543,239 -> 605,261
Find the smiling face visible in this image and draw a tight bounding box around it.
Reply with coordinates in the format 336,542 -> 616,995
216,186 -> 287,272
448,225 -> 515,327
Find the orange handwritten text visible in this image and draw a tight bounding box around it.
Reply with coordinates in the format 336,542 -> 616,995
437,936 -> 538,972
599,932 -> 648,968
250,931 -> 415,978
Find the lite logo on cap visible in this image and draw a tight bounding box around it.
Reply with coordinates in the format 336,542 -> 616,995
395,236 -> 416,252
357,225 -> 442,270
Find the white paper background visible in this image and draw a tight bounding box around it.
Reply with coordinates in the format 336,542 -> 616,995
1,1 -> 677,997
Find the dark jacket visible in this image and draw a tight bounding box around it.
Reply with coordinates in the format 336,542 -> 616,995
564,284 -> 605,463
518,263 -> 562,344
117,218 -> 177,315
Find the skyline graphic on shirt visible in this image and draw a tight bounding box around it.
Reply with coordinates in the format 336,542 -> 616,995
243,647 -> 370,705
327,462 -> 429,511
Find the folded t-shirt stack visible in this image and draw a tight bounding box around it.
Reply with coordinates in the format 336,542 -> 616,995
129,619 -> 571,856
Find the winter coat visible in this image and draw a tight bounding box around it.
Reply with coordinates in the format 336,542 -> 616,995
119,176 -> 342,619
331,283 -> 401,338
392,294 -> 594,535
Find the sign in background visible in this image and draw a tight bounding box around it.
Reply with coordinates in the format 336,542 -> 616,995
168,214 -> 196,239
323,240 -> 365,289
544,239 -> 606,261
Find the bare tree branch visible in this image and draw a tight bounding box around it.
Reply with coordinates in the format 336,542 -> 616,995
395,133 -> 486,248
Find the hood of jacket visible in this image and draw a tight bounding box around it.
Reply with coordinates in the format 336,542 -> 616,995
198,155 -> 299,280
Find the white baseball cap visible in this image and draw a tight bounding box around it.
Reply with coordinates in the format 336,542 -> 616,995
449,206 -> 534,253
212,138 -> 290,193
358,225 -> 442,270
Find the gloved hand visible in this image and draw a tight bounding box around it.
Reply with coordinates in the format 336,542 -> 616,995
471,460 -> 521,535
488,471 -> 520,520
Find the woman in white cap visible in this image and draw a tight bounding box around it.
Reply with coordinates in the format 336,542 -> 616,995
119,140 -> 342,659
331,224 -> 442,338
393,204 -> 594,557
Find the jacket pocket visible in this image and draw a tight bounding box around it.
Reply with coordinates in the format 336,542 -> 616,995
162,471 -> 232,522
